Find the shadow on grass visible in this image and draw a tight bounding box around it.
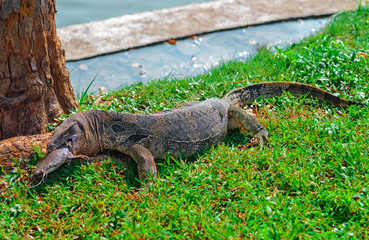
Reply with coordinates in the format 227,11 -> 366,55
223,129 -> 252,148
30,130 -> 252,193
28,151 -> 141,193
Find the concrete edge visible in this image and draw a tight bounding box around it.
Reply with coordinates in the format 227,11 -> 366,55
57,0 -> 363,61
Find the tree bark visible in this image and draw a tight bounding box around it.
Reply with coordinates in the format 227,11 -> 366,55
0,132 -> 52,172
0,0 -> 78,140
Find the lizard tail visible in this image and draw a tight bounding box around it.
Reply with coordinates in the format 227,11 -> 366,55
222,81 -> 363,107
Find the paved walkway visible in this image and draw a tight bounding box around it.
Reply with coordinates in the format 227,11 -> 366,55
57,0 -> 363,61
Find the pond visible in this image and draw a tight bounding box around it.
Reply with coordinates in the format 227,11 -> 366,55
56,1 -> 329,94
66,18 -> 329,94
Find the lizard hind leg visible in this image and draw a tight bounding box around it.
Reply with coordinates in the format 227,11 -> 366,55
227,106 -> 270,146
126,144 -> 157,188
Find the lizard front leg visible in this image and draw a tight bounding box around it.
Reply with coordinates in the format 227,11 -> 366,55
126,144 -> 157,188
227,106 -> 269,146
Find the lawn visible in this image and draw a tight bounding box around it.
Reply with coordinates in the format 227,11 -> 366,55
1,5 -> 369,239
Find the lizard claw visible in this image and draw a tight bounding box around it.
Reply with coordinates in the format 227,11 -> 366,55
239,129 -> 270,151
77,155 -> 90,160
70,154 -> 90,160
251,129 -> 270,146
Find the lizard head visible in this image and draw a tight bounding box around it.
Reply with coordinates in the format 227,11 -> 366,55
29,111 -> 101,188
47,113 -> 98,156
47,119 -> 83,153
47,112 -> 101,156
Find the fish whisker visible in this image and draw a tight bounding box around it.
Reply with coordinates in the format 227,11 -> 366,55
28,172 -> 48,188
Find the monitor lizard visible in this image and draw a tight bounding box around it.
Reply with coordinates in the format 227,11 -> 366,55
30,81 -> 363,187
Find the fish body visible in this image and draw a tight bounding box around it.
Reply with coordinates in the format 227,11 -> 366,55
29,146 -> 78,187
33,146 -> 74,176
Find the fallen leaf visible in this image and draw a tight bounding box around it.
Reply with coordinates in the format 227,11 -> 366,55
357,53 -> 368,58
98,87 -> 106,95
139,69 -> 146,76
168,39 -> 177,45
249,40 -> 258,45
79,64 -> 88,70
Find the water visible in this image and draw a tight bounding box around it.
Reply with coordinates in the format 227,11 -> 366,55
56,0 -> 330,94
56,0 -> 214,27
65,18 -> 330,94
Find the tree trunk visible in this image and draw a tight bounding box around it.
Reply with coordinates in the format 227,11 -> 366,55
0,132 -> 52,172
0,0 -> 79,140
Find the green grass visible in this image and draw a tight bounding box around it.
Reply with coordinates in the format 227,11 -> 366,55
1,5 -> 369,239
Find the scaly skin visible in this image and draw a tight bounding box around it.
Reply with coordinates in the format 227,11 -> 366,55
32,82 -> 363,187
